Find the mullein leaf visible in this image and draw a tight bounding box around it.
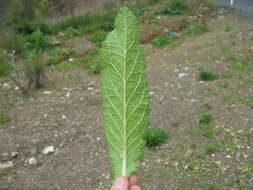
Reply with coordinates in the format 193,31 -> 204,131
100,7 -> 150,180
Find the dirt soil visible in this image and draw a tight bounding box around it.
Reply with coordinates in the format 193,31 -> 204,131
1,12 -> 253,190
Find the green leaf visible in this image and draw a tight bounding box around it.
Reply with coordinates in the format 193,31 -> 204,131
100,7 -> 150,180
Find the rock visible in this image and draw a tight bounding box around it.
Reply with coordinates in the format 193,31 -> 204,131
51,40 -> 61,46
10,152 -> 19,158
178,72 -> 189,78
149,91 -> 154,96
42,145 -> 55,155
28,157 -> 37,165
68,58 -> 75,62
0,161 -> 14,175
43,91 -> 52,95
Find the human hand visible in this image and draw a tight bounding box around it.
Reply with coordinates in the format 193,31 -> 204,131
111,175 -> 142,190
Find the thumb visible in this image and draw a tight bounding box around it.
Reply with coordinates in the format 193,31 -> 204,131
111,176 -> 129,190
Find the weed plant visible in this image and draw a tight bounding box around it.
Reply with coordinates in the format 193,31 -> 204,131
0,113 -> 9,125
157,0 -> 192,16
144,128 -> 169,147
199,71 -> 218,81
184,24 -> 207,35
197,114 -> 215,138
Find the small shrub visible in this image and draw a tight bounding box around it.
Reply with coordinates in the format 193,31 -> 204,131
184,24 -> 207,35
0,114 -> 9,125
158,0 -> 192,16
144,128 -> 169,147
199,71 -> 218,81
25,29 -> 52,51
9,51 -> 46,94
89,32 -> 107,46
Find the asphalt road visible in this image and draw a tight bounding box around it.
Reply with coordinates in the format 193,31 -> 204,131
215,0 -> 253,17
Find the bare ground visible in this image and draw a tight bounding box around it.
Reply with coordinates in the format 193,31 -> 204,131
0,13 -> 253,190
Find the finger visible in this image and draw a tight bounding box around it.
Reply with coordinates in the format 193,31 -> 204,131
130,185 -> 142,190
129,175 -> 138,186
111,176 -> 129,190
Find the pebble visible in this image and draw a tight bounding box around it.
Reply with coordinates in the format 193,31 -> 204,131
43,91 -> 52,95
178,72 -> 189,78
69,58 -> 75,62
10,152 -> 19,158
28,157 -> 37,165
42,145 -> 55,155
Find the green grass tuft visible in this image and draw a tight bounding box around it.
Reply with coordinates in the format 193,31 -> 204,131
199,71 -> 218,81
89,32 -> 108,47
184,24 -> 207,36
197,114 -> 215,138
0,113 -> 10,125
144,128 -> 169,147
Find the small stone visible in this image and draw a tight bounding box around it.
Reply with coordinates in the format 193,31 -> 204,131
42,145 -> 55,155
43,91 -> 52,95
87,87 -> 93,91
66,92 -> 71,98
69,58 -> 75,62
14,86 -> 20,90
226,155 -> 231,159
28,157 -> 37,165
52,41 -> 61,45
62,115 -> 66,119
178,73 -> 189,78
149,91 -> 154,96
10,152 -> 19,158
3,82 -> 11,89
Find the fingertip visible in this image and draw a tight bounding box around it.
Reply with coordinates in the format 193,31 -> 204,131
130,185 -> 142,190
129,175 -> 138,186
111,176 -> 129,190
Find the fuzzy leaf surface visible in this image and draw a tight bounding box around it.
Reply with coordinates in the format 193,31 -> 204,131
100,7 -> 150,179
